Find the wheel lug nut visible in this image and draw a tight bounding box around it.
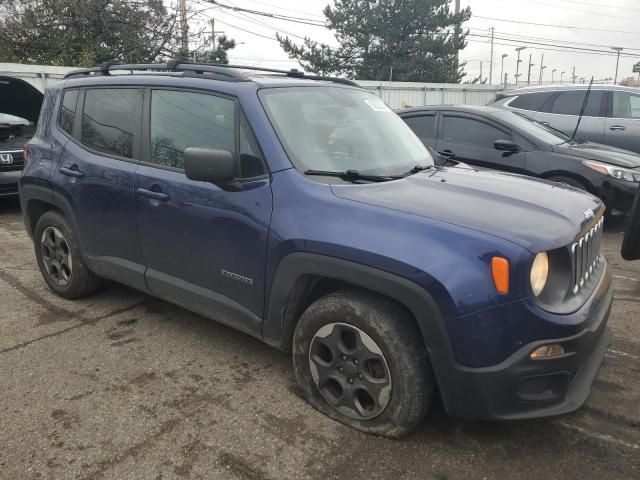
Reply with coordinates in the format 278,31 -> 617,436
354,359 -> 359,365
338,367 -> 344,373
357,373 -> 363,379
341,355 -> 347,361
347,378 -> 354,384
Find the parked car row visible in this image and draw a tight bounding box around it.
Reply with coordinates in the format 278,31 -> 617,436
14,62 -> 631,439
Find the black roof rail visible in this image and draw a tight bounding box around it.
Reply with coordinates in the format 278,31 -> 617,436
63,60 -> 360,87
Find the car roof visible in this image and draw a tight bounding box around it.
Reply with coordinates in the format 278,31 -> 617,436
499,84 -> 640,96
397,105 -> 505,115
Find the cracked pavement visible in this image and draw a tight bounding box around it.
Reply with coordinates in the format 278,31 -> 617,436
0,197 -> 638,480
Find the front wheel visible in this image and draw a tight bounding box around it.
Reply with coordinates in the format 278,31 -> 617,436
292,290 -> 435,438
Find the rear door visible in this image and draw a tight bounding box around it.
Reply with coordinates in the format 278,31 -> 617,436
535,89 -> 606,143
604,90 -> 640,154
135,87 -> 272,336
435,112 -> 527,173
53,87 -> 147,290
622,184 -> 640,260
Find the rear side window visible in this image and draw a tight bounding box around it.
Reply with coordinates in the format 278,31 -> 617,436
549,90 -> 604,116
150,90 -> 235,170
508,92 -> 554,112
441,115 -> 508,147
81,88 -> 142,159
611,92 -> 640,119
403,115 -> 435,138
59,89 -> 78,136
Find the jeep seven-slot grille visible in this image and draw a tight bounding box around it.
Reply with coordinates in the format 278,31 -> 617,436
570,217 -> 604,294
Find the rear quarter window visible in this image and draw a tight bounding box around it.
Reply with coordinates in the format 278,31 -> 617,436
508,91 -> 555,112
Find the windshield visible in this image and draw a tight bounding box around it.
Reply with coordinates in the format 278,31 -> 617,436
495,111 -> 571,145
259,87 -> 433,176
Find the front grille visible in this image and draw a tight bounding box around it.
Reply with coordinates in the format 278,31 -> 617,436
0,150 -> 24,171
570,217 -> 604,294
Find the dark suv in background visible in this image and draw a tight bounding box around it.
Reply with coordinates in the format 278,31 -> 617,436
20,62 -> 612,438
398,105 -> 640,216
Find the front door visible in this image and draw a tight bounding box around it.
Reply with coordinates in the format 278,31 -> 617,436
53,87 -> 147,291
435,113 -> 527,173
604,90 -> 640,154
135,88 -> 272,337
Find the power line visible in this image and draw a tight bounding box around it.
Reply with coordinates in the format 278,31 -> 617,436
552,0 -> 640,10
472,15 -> 640,36
201,0 -> 326,27
242,0 -> 326,20
518,0 -> 640,21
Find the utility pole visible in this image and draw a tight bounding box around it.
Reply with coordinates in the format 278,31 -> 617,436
538,54 -> 546,85
455,0 -> 461,68
514,47 -> 526,86
479,60 -> 483,84
500,54 -> 508,88
612,47 -> 623,85
210,18 -> 216,49
179,0 -> 189,57
572,66 -> 576,84
527,54 -> 535,86
504,72 -> 508,88
489,27 -> 495,85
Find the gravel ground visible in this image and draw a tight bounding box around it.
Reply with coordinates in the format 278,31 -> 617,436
0,196 -> 638,480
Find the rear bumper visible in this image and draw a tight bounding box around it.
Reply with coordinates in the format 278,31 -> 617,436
0,170 -> 21,196
600,177 -> 638,214
437,264 -> 613,421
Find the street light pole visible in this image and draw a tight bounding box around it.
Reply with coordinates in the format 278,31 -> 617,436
611,47 -> 623,85
527,54 -> 535,86
500,54 -> 508,88
551,69 -> 557,84
489,27 -> 495,84
538,54 -> 546,85
514,47 -> 526,86
561,71 -> 565,83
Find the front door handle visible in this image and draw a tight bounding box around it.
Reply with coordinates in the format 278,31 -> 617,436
438,150 -> 455,158
136,187 -> 169,201
609,125 -> 626,131
540,121 -> 550,126
60,166 -> 84,178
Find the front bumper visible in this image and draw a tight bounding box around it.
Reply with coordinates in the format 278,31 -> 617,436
600,177 -> 638,215
436,263 -> 613,421
0,170 -> 21,196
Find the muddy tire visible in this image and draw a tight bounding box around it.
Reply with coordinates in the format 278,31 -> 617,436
34,210 -> 101,299
292,289 -> 435,438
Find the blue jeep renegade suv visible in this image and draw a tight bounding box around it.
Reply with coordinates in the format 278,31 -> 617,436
20,62 -> 613,438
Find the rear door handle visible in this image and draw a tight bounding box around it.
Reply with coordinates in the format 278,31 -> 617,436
609,125 -> 626,131
136,187 -> 169,201
60,166 -> 84,178
438,150 -> 455,157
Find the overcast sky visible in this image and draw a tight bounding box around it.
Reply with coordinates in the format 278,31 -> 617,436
190,0 -> 640,84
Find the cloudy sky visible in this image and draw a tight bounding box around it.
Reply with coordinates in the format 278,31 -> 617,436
189,0 -> 640,84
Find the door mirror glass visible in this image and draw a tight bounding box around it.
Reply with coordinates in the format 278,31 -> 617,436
184,147 -> 238,184
494,139 -> 521,152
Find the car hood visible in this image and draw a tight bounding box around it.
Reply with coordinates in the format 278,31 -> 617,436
331,166 -> 603,252
552,142 -> 640,169
0,76 -> 43,123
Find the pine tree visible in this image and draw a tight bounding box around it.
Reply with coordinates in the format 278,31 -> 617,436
278,0 -> 471,82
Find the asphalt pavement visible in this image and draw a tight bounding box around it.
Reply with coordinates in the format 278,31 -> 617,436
0,197 -> 638,480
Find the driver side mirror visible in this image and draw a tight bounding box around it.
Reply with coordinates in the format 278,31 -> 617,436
494,139 -> 521,153
184,147 -> 238,185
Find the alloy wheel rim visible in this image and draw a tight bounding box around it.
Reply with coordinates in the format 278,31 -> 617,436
40,226 -> 73,286
308,322 -> 392,420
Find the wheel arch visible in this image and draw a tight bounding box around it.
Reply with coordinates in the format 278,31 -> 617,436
541,170 -> 595,194
262,253 -> 455,381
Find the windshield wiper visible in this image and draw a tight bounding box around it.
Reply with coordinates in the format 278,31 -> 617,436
403,165 -> 434,176
304,169 -> 402,182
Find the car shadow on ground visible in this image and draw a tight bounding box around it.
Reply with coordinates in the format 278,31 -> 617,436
0,196 -> 21,214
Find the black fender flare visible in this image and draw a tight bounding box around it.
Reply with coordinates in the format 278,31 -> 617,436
262,252 -> 457,389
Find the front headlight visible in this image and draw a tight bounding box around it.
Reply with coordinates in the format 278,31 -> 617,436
530,252 -> 549,296
583,160 -> 640,183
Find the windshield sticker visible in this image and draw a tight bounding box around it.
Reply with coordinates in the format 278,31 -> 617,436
364,98 -> 392,112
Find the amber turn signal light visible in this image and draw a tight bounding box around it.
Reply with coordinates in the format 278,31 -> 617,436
491,256 -> 510,294
530,344 -> 565,360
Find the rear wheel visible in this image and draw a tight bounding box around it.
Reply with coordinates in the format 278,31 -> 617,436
34,211 -> 101,299
292,289 -> 435,438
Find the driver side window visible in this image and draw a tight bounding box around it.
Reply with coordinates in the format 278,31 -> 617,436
441,115 -> 509,147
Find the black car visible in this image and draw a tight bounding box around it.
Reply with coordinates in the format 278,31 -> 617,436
398,105 -> 640,215
622,184 -> 640,260
0,76 -> 43,197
